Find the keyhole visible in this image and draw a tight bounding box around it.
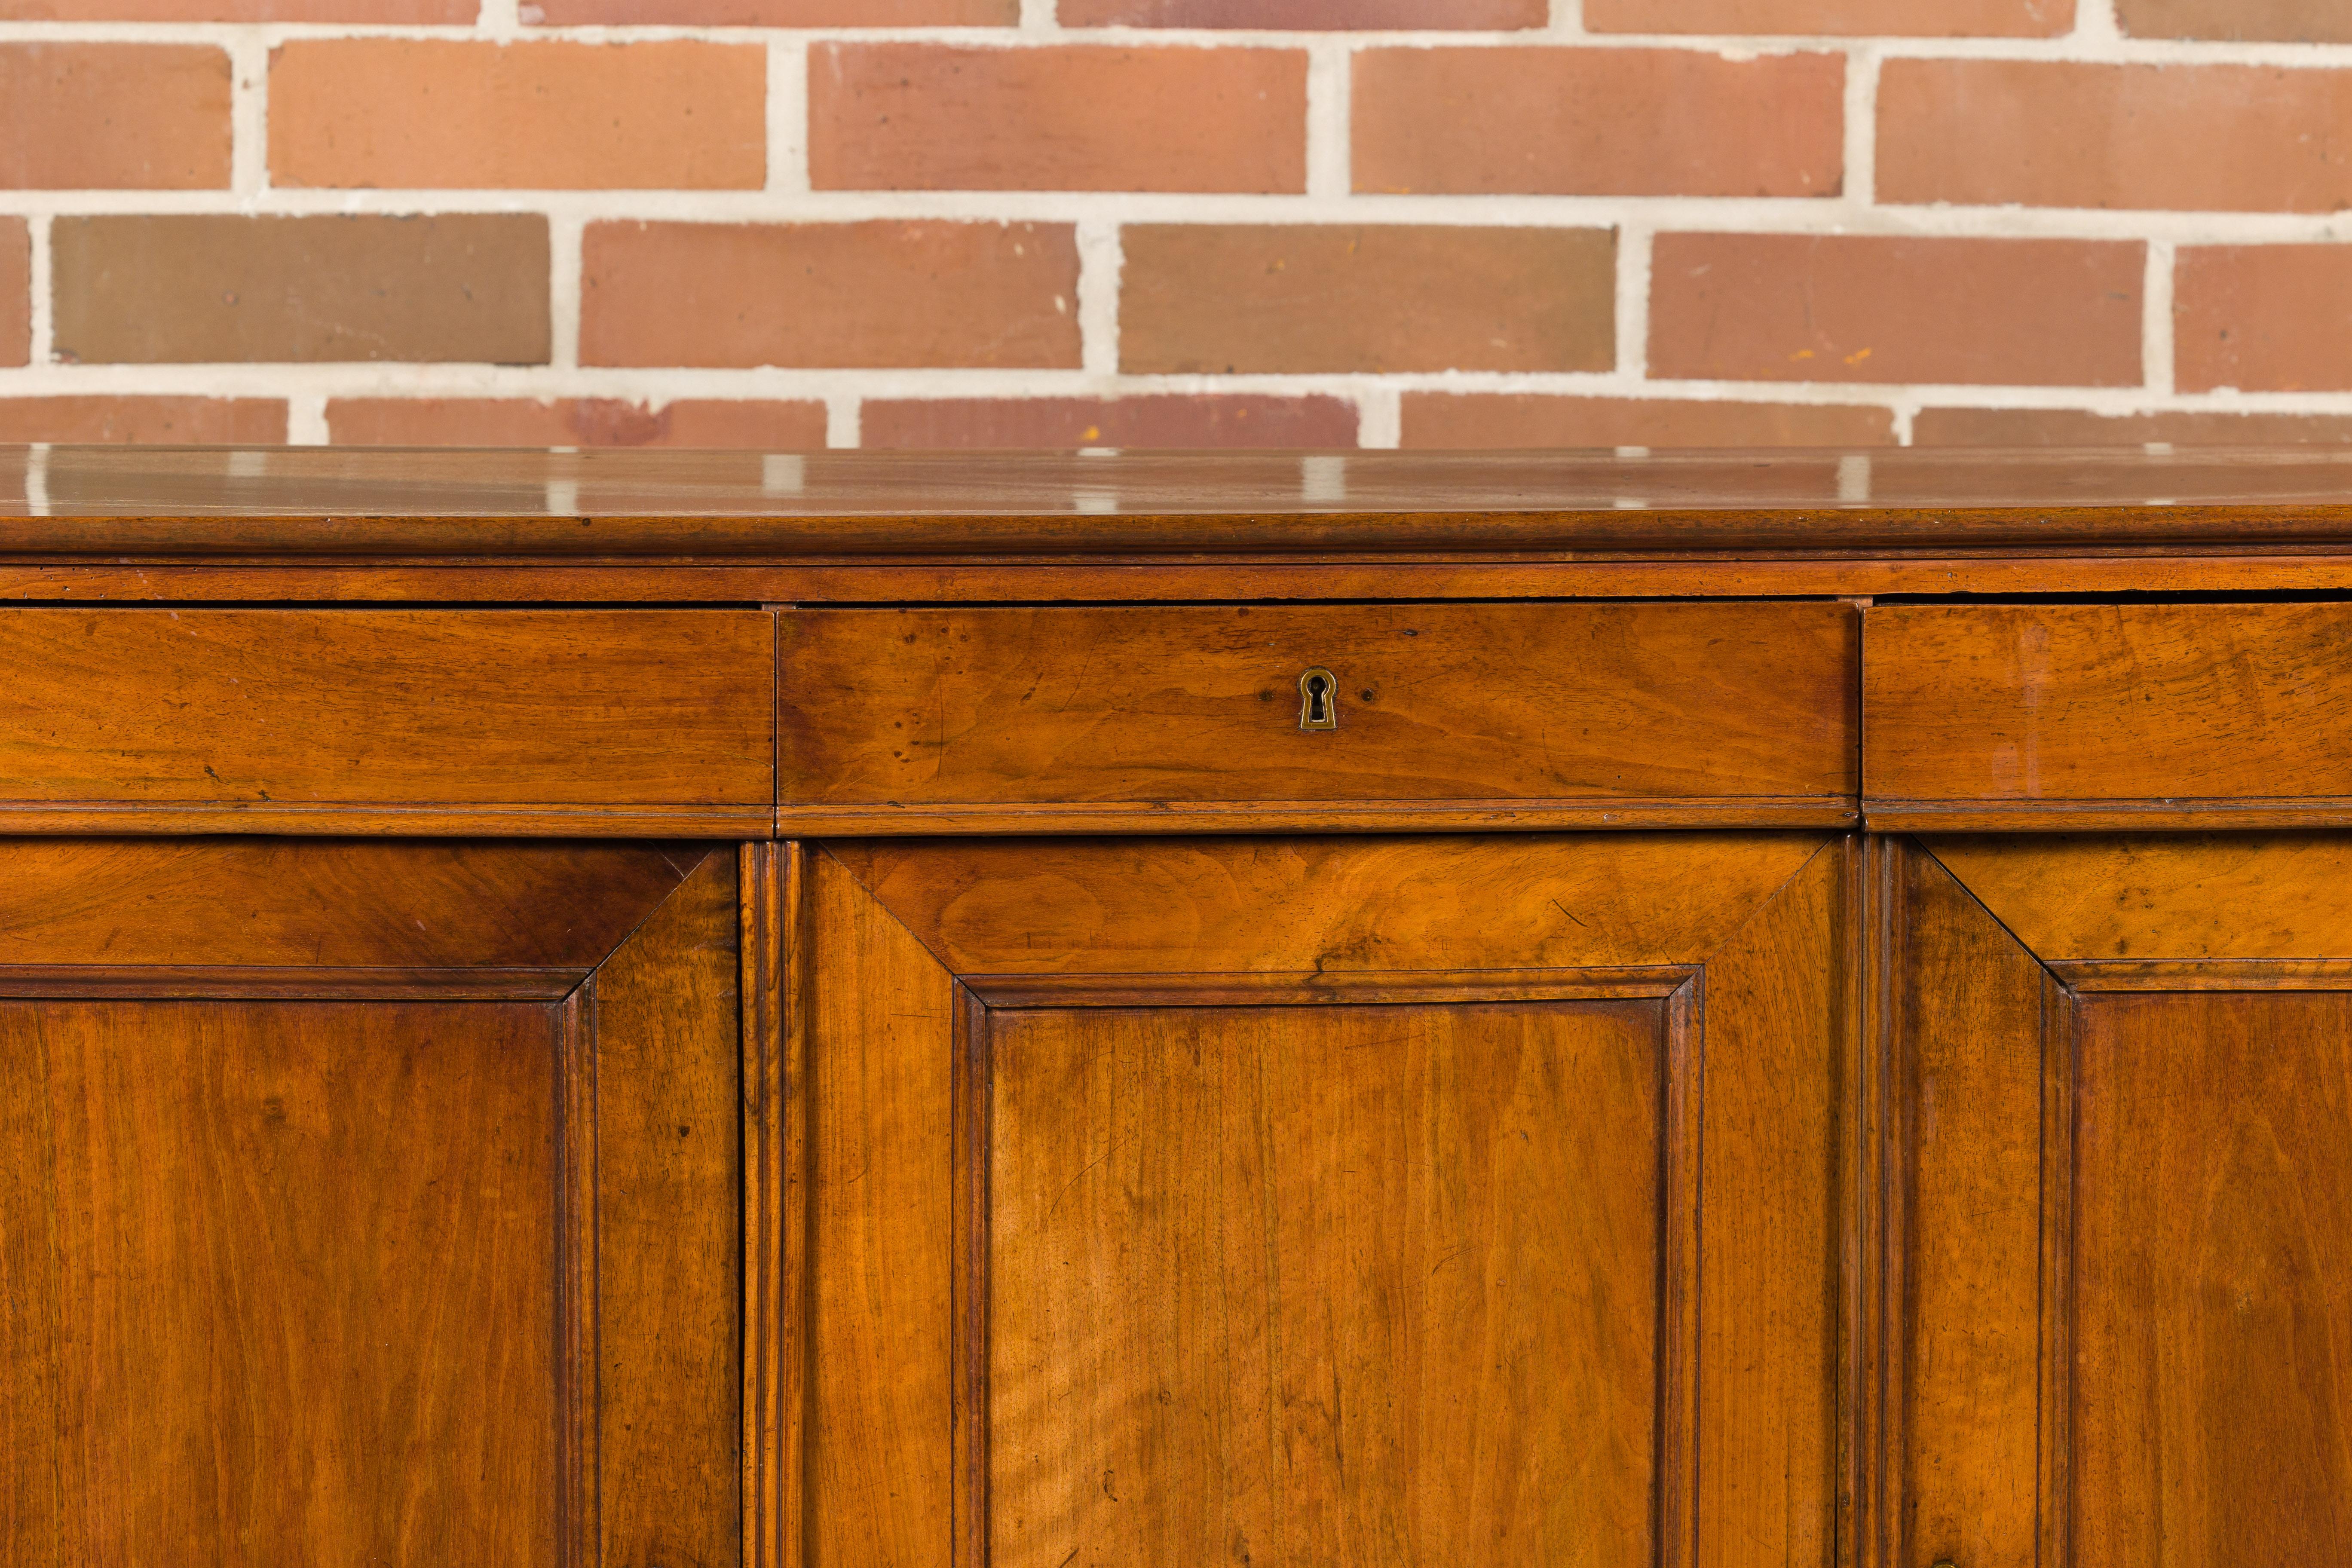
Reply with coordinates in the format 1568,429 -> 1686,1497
1298,667 -> 1338,731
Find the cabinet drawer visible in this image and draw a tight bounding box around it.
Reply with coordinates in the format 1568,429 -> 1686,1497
780,601 -> 1857,833
1865,602 -> 2352,830
0,609 -> 775,835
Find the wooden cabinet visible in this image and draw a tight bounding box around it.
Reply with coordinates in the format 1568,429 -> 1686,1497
797,835 -> 1846,1568
9,445 -> 2352,1568
1884,836 -> 2352,1568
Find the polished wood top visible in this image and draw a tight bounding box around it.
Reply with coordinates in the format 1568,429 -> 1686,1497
7,444 -> 2352,558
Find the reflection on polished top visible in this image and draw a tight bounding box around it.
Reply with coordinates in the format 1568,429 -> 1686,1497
4,444 -> 2352,556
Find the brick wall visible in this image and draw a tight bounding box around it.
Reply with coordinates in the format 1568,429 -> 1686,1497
2,0 -> 2350,448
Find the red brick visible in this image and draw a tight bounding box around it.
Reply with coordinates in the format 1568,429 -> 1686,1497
52,214 -> 549,364
1063,0 -> 1542,26
1122,224 -> 1613,374
861,395 -> 1357,449
329,397 -> 826,447
0,219 -> 24,366
527,0 -> 1005,21
2119,0 -> 2352,40
1,0 -> 467,18
1356,47 -> 1838,198
0,45 -> 228,190
1650,234 -> 2143,388
271,41 -> 763,191
0,396 -> 285,442
1881,60 -> 2352,213
1914,407 -> 2352,446
812,44 -> 1305,195
2176,247 -> 2352,393
1402,395 -> 1894,449
1588,0 -> 2068,32
582,221 -> 1079,370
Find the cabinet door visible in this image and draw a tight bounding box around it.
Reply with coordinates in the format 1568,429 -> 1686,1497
781,833 -> 1852,1568
1885,836 -> 2352,1568
0,839 -> 744,1568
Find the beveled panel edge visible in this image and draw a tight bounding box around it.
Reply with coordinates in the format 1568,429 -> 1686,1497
1866,799 -> 2352,833
0,963 -> 588,999
960,966 -> 1698,1010
0,803 -> 776,837
781,797 -> 1859,837
2050,958 -> 2352,992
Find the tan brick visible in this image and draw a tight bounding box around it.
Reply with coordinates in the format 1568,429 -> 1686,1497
2176,246 -> 2352,393
1402,395 -> 1894,449
812,44 -> 1305,194
2,0 -> 468,18
0,219 -> 24,366
1356,47 -> 1838,197
1063,0 -> 1543,26
1588,0 -> 2068,32
1650,234 -> 2143,387
0,45 -> 229,190
0,396 -> 285,441
2119,0 -> 2352,40
52,214 -> 550,364
271,41 -> 762,191
1915,407 -> 2352,446
861,395 -> 1358,448
329,397 -> 827,447
1881,60 -> 2352,213
528,0 -> 1006,21
1122,224 -> 1613,374
582,221 -> 1079,369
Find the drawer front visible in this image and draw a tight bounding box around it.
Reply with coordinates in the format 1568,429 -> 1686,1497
1866,602 -> 2352,830
0,609 -> 775,834
780,601 -> 1857,832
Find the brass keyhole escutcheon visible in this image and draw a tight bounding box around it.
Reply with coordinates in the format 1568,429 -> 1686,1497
1298,668 -> 1338,731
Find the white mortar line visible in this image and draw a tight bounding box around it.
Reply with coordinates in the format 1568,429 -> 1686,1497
12,18 -> 2352,63
824,395 -> 859,447
24,214 -> 50,368
1842,43 -> 1877,206
1354,384 -> 1403,448
547,212 -> 584,371
1075,219 -> 1122,377
1304,40 -> 1352,200
227,33 -> 270,199
476,0 -> 522,42
285,391 -> 329,444
1550,0 -> 1584,37
768,38 -> 810,194
12,184 -> 2352,248
2074,0 -> 2122,45
2142,238 -> 2176,396
1614,223 -> 1651,379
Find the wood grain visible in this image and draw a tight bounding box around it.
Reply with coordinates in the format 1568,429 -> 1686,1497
19,555 -> 2352,606
1928,833 -> 2352,961
985,997 -> 1667,1568
806,848 -> 958,1568
1694,840 -> 1844,1568
1867,604 -> 2352,825
781,602 -> 1855,821
827,833 -> 1831,976
805,834 -> 1845,1568
740,841 -> 802,1568
21,444 -> 2352,557
0,1000 -> 562,1567
2073,992 -> 2352,1568
1891,844 -> 2049,1568
0,609 -> 774,830
0,838 -> 701,969
591,848 -> 741,1568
